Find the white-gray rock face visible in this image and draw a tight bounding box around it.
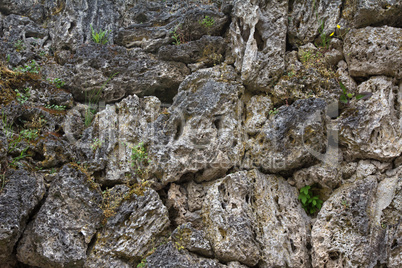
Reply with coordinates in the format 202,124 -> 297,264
229,0 -> 287,90
288,0 -> 342,45
85,186 -> 170,267
16,164 -> 103,268
311,167 -> 402,268
0,170 -> 45,266
202,170 -> 310,267
344,26 -> 402,79
336,76 -> 402,161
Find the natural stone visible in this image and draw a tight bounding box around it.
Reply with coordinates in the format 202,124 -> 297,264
336,76 -> 402,161
202,170 -> 310,267
229,0 -> 287,90
344,26 -> 402,79
171,223 -> 213,257
0,170 -> 45,266
85,186 -> 170,267
17,164 -> 103,268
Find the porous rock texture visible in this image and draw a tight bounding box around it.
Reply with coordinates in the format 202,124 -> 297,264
0,0 -> 401,267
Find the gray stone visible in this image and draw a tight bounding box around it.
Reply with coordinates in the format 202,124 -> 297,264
0,170 -> 45,266
146,242 -> 226,268
85,186 -> 170,267
228,0 -> 287,91
341,0 -> 402,28
344,26 -> 402,79
244,98 -> 330,173
202,170 -> 310,267
288,0 -> 342,45
311,167 -> 402,268
171,223 -> 213,257
336,76 -> 402,161
17,164 -> 103,268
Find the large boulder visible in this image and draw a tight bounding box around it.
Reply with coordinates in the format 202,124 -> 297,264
228,0 -> 287,90
85,185 -> 170,267
0,170 -> 45,266
336,76 -> 402,161
202,170 -> 310,267
288,0 -> 342,46
17,164 -> 103,268
311,166 -> 402,267
344,26 -> 402,79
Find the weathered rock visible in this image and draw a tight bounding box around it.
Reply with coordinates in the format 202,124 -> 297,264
288,0 -> 342,45
311,166 -> 402,268
149,65 -> 245,186
244,98 -> 330,173
85,185 -> 170,267
344,26 -> 402,79
0,170 -> 45,266
202,170 -> 310,267
17,164 -> 103,268
341,0 -> 402,28
61,44 -> 190,103
158,35 -> 225,66
336,76 -> 402,161
229,0 -> 287,90
146,242 -> 226,268
171,223 -> 213,257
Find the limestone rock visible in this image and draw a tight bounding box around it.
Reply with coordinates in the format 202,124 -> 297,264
229,0 -> 287,90
311,167 -> 402,267
341,0 -> 402,28
244,98 -> 330,173
61,44 -> 190,103
344,26 -> 402,79
288,0 -> 342,45
146,242 -> 226,268
171,223 -> 213,257
17,164 -> 103,268
148,65 -> 245,186
202,170 -> 310,267
336,76 -> 402,161
85,186 -> 170,267
0,170 -> 45,266
158,35 -> 225,66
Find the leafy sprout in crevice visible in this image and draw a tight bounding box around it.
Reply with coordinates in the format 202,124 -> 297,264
90,24 -> 111,45
298,185 -> 323,215
338,81 -> 372,105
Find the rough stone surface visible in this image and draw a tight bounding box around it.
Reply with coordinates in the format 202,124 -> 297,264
344,26 -> 402,79
61,44 -> 190,103
336,76 -> 402,161
288,0 -> 342,45
244,98 -> 330,173
202,170 -> 310,267
146,242 -> 226,268
85,186 -> 170,267
17,164 -> 103,268
311,167 -> 402,268
229,0 -> 287,90
171,223 -> 213,257
341,0 -> 402,28
0,170 -> 45,266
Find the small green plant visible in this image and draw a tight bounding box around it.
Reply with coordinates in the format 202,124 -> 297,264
14,60 -> 40,74
269,108 -> 279,115
317,20 -> 331,49
137,259 -> 147,268
200,15 -> 215,28
20,129 -> 39,141
170,25 -> 185,45
13,40 -> 26,51
298,185 -> 323,215
15,88 -> 30,104
45,104 -> 66,111
339,81 -> 372,105
39,50 -> 47,57
10,147 -> 30,168
84,72 -> 118,126
91,138 -> 104,151
6,54 -> 10,62
48,78 -> 65,88
90,24 -> 111,45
